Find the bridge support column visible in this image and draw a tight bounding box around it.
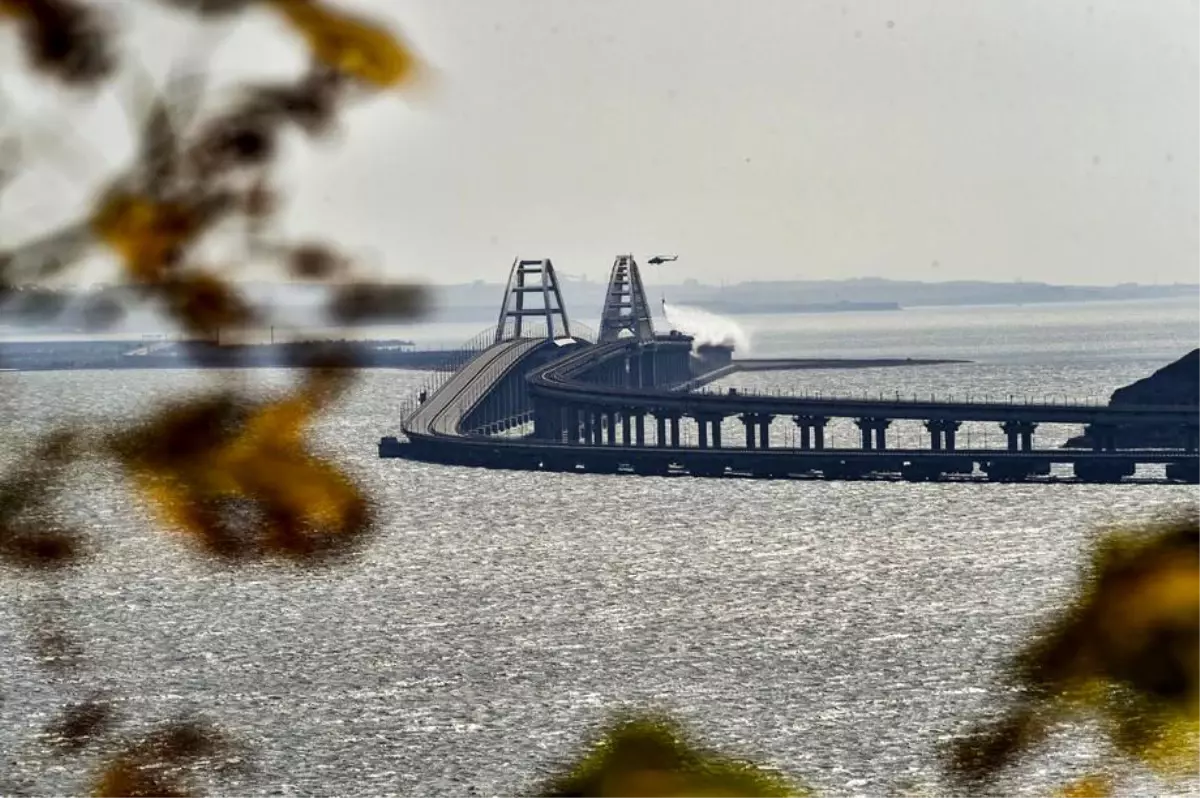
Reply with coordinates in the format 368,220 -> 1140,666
605,411 -> 617,446
925,419 -> 962,451
669,414 -> 681,447
1087,424 -> 1117,452
537,401 -> 559,442
855,418 -> 891,450
635,413 -> 646,446
621,412 -> 633,446
758,415 -> 773,450
1001,421 -> 1038,452
574,407 -> 587,443
656,415 -> 667,448
793,416 -> 828,450
695,414 -> 723,449
532,399 -> 546,439
591,411 -> 603,446
741,414 -> 758,449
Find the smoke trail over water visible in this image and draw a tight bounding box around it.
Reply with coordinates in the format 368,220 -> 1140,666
662,302 -> 751,353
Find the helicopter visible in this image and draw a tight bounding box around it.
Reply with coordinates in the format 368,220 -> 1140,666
647,254 -> 678,265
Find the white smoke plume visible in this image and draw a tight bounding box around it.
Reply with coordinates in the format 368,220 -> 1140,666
662,302 -> 751,354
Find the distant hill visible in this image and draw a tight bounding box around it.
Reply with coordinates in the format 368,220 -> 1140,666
233,277 -> 1200,321
2,278 -> 1197,333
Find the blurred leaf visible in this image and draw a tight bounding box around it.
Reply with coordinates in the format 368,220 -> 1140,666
152,0 -> 257,17
159,272 -> 255,335
266,0 -> 420,89
285,242 -> 346,280
88,192 -> 210,282
327,281 -> 428,324
190,109 -> 280,176
43,696 -> 115,753
109,381 -> 372,563
0,430 -> 86,570
0,0 -> 115,86
535,715 -> 808,797
946,512 -> 1199,790
91,720 -> 229,798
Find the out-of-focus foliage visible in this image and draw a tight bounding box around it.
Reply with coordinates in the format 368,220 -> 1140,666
0,429 -> 86,569
0,0 -> 115,86
1,1 -> 427,794
946,510 -> 1199,794
42,696 -> 116,753
264,0 -> 421,89
108,367 -> 371,563
156,0 -> 423,89
534,715 -> 809,798
89,719 -> 234,797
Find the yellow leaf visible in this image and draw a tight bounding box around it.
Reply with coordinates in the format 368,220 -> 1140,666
536,716 -> 807,797
115,391 -> 371,562
266,0 -> 419,89
89,192 -> 200,282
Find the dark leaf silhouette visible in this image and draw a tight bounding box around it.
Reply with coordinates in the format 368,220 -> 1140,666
328,281 -> 428,324
1,0 -> 115,86
43,697 -> 114,753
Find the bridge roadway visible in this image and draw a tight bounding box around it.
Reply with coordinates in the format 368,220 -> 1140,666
402,337 -> 553,437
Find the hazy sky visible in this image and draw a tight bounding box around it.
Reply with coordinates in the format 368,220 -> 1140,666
2,0 -> 1197,286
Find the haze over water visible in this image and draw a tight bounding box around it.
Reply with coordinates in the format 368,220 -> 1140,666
0,297 -> 1196,796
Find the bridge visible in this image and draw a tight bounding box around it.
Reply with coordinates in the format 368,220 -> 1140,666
382,255 -> 1199,484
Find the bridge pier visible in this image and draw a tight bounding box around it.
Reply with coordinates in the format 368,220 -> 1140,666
1001,421 -> 1038,452
1089,424 -> 1116,452
621,412 -> 633,446
925,419 -> 962,451
793,416 -> 828,450
656,414 -> 668,447
855,418 -> 891,450
738,414 -> 775,449
574,406 -> 588,444
605,411 -> 617,445
535,399 -> 559,442
635,412 -> 646,446
1185,425 -> 1199,454
693,413 -> 724,449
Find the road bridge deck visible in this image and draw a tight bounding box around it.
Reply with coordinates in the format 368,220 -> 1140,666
402,337 -> 552,437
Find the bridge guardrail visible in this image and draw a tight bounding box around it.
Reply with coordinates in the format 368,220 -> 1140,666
690,385 -> 1194,413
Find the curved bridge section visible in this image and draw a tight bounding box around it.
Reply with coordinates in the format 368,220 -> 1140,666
381,255 -> 1199,484
402,337 -> 552,438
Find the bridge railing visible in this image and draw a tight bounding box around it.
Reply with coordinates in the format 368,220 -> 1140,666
464,409 -> 535,437
399,322 -> 598,423
689,386 -> 1179,409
